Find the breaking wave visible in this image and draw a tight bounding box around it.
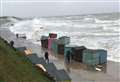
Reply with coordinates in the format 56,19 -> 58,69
3,14 -> 120,62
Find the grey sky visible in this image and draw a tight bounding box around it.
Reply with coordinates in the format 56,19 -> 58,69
0,0 -> 120,17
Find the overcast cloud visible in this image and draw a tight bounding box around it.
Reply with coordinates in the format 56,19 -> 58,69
0,0 -> 120,17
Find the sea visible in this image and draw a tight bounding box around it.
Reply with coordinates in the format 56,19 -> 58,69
1,13 -> 120,62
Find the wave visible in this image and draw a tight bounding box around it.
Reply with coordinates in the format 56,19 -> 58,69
5,15 -> 120,62
95,18 -> 119,24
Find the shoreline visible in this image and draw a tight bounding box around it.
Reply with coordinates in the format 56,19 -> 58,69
0,27 -> 120,82
1,26 -> 120,63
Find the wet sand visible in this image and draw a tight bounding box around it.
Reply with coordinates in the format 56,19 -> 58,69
0,28 -> 120,82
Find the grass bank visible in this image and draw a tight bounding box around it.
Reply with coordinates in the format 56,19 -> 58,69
0,37 -> 54,82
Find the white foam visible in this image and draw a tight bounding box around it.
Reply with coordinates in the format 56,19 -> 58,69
8,16 -> 120,62
95,19 -> 119,24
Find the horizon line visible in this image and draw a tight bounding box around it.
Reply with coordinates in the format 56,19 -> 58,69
1,0 -> 119,3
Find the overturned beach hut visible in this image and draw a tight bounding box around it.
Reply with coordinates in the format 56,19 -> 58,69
44,63 -> 58,78
56,69 -> 71,82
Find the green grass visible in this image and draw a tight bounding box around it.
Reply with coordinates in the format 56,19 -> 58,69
0,37 -> 54,82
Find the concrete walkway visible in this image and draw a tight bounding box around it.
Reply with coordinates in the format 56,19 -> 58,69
0,28 -> 120,82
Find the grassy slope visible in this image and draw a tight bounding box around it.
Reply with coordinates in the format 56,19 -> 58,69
0,37 -> 53,82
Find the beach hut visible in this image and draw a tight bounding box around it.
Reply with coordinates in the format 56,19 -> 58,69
83,49 -> 100,66
51,40 -> 65,55
58,36 -> 70,44
41,36 -> 49,49
72,46 -> 87,62
49,33 -> 57,38
64,45 -> 78,61
96,49 -> 107,64
83,49 -> 107,66
48,38 -> 56,50
51,39 -> 58,53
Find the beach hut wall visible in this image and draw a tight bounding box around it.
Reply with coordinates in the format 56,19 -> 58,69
51,40 -> 66,55
48,38 -> 56,50
83,49 -> 100,66
96,49 -> 107,64
72,46 -> 87,62
64,45 -> 78,59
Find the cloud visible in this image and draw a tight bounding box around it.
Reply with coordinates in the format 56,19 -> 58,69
1,0 -> 119,17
